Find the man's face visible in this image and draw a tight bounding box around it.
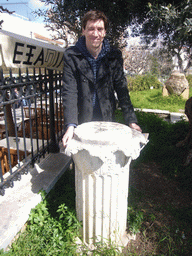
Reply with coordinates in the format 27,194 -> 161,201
82,19 -> 106,51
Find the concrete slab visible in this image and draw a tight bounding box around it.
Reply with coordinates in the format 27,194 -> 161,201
134,108 -> 187,123
135,108 -> 170,115
0,148 -> 72,251
170,112 -> 187,123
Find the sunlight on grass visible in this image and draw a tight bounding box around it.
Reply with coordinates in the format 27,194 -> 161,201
130,88 -> 192,112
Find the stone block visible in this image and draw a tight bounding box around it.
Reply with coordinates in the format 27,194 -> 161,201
164,72 -> 189,97
181,87 -> 189,99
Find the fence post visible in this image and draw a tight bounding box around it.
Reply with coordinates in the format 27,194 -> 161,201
48,69 -> 60,153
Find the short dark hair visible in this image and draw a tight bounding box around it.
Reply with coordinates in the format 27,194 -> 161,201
82,10 -> 108,30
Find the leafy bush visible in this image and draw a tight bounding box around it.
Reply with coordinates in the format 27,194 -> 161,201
0,170 -> 81,256
127,207 -> 144,235
116,109 -> 192,192
7,201 -> 81,256
135,111 -> 192,191
186,74 -> 192,88
127,73 -> 161,91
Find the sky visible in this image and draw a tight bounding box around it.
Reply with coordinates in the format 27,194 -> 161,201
1,0 -> 47,23
0,0 -> 53,39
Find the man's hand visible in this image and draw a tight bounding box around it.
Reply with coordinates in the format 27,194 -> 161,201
62,126 -> 75,147
129,123 -> 142,133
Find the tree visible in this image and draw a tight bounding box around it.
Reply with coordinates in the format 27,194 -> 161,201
36,0 -> 134,47
149,49 -> 174,78
36,0 -> 181,48
0,5 -> 14,28
140,0 -> 192,73
123,45 -> 151,75
123,43 -> 173,77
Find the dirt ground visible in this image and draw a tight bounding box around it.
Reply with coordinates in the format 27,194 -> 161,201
123,162 -> 192,255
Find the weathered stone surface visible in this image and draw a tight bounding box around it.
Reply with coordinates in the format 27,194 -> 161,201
65,121 -> 148,247
165,72 -> 189,96
65,121 -> 147,161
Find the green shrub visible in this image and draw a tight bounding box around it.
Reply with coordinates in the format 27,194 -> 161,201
7,201 -> 81,256
186,74 -> 192,88
127,73 -> 161,91
115,109 -> 192,193
134,111 -> 192,191
127,207 -> 144,235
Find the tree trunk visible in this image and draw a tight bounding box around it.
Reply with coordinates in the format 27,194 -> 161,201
177,52 -> 184,73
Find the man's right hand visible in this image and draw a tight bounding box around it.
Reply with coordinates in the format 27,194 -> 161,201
62,126 -> 75,148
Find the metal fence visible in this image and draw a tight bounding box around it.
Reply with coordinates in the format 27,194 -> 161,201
0,67 -> 64,196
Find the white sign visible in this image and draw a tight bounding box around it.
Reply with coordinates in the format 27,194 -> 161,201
0,30 -> 64,71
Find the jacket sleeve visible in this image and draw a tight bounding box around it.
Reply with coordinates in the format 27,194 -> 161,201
112,49 -> 138,125
62,50 -> 78,127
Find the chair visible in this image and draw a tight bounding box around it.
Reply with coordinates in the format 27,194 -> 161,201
54,119 -> 64,133
17,118 -> 35,138
0,125 -> 6,139
37,124 -> 50,140
23,107 -> 47,138
0,146 -> 29,174
24,107 -> 36,118
54,103 -> 64,133
0,146 -> 6,175
36,107 -> 46,118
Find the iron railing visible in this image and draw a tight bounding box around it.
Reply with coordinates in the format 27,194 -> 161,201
0,67 -> 64,195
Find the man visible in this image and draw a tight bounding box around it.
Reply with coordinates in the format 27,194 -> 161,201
62,10 -> 142,147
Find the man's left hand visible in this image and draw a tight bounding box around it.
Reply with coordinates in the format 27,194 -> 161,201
129,123 -> 142,133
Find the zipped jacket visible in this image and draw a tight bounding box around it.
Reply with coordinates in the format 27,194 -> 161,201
62,45 -> 138,126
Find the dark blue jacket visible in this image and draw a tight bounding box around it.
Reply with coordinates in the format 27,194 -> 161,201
62,44 -> 138,126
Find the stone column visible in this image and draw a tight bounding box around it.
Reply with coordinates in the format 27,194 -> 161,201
65,121 -> 148,247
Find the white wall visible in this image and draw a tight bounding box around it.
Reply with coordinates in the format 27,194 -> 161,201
1,13 -> 54,40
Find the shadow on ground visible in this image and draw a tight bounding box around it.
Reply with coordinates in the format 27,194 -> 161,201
123,161 -> 192,255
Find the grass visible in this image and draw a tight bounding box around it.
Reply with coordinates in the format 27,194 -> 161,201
0,170 -> 81,256
133,110 -> 191,182
1,89 -> 192,255
130,87 -> 192,112
121,109 -> 192,255
126,171 -> 192,255
0,169 -> 123,255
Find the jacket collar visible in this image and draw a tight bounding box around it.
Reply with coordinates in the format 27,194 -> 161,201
73,36 -> 111,82
75,36 -> 110,60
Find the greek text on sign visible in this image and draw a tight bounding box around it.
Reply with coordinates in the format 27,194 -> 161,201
0,30 -> 64,71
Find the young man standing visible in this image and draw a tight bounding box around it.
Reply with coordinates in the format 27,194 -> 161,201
62,10 -> 142,147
